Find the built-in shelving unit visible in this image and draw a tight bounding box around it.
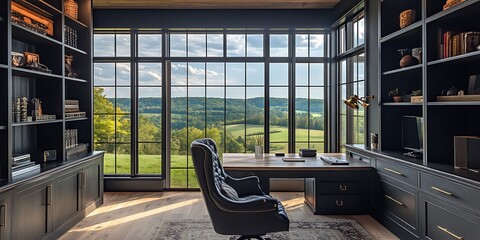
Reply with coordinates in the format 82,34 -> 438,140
0,0 -> 93,181
379,0 -> 480,172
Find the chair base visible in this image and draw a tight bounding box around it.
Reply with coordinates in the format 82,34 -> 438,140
236,235 -> 270,240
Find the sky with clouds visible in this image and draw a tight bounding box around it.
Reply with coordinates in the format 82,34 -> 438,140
94,33 -> 329,99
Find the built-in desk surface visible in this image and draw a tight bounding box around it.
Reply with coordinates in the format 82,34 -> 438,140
222,153 -> 371,170
222,153 -> 375,215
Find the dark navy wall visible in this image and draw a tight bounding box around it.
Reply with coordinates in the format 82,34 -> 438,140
93,9 -> 334,29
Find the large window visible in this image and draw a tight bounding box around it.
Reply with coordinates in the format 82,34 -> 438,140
336,13 -> 366,152
94,29 -> 328,189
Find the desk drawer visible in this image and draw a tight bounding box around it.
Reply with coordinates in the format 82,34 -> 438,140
420,173 -> 480,213
377,159 -> 418,187
425,200 -> 480,240
317,195 -> 365,210
381,180 -> 417,232
316,182 -> 368,195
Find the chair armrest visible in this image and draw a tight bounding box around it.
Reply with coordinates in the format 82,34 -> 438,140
214,195 -> 279,213
225,176 -> 264,197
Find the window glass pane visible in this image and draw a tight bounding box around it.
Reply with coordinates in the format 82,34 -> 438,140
226,63 -> 245,85
94,115 -> 115,141
358,53 -> 365,80
116,63 -> 131,86
295,87 -> 308,141
340,60 -> 347,84
247,34 -> 263,57
94,34 -> 114,57
206,63 -> 224,85
116,115 -> 131,142
295,34 -> 308,57
310,34 -> 324,57
115,144 -> 131,174
94,63 -> 115,86
116,34 -> 130,57
207,87 -> 225,153
138,144 -> 161,174
295,63 -> 308,86
269,63 -> 288,86
358,18 -> 365,45
138,63 -> 162,86
116,87 -> 131,113
138,113 -> 161,140
207,34 -> 223,57
96,144 -> 115,174
138,34 -> 162,57
270,34 -> 288,57
138,87 -> 162,115
94,87 -> 115,113
246,63 -> 264,86
310,87 -> 325,150
270,87 -> 288,144
188,34 -> 206,57
188,87 -> 205,130
310,63 -> 324,86
339,26 -> 346,54
227,34 -> 245,57
170,34 -> 187,57
226,87 -> 245,153
354,21 -> 358,47
188,62 -> 206,85
246,87 -> 264,153
171,62 -> 187,85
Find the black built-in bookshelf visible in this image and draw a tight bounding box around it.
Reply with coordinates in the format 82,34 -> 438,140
379,0 -> 480,177
0,0 -> 92,180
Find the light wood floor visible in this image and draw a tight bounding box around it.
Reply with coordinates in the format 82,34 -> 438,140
60,192 -> 398,240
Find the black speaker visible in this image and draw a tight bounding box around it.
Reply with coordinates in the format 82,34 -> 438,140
43,150 -> 57,162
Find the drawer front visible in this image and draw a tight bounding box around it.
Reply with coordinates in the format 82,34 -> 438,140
316,182 -> 368,195
421,173 -> 480,213
425,200 -> 480,240
381,180 -> 417,231
348,151 -> 371,164
317,195 -> 365,210
377,159 -> 418,187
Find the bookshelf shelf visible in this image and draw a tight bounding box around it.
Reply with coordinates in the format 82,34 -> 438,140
383,64 -> 422,76
380,21 -> 422,43
427,51 -> 480,66
426,0 -> 480,24
12,119 -> 63,127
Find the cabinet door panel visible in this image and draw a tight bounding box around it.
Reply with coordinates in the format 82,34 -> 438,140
54,171 -> 81,229
13,182 -> 52,240
83,162 -> 101,208
0,192 -> 12,240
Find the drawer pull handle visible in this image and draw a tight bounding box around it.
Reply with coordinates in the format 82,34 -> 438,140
385,195 -> 404,206
437,226 -> 464,240
0,204 -> 5,227
336,200 -> 344,207
431,186 -> 453,196
339,185 -> 348,191
384,168 -> 403,176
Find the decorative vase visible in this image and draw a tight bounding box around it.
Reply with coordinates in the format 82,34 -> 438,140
398,49 -> 419,68
393,96 -> 404,102
255,146 -> 263,159
65,0 -> 78,20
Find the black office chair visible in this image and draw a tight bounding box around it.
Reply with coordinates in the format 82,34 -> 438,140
190,138 -> 290,240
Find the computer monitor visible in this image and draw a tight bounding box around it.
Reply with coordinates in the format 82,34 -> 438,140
402,116 -> 423,153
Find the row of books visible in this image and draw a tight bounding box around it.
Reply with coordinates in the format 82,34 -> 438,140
440,31 -> 480,59
65,25 -> 78,48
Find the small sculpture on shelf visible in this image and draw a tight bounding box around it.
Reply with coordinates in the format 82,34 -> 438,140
389,88 -> 404,102
24,52 -> 52,73
31,98 -> 43,120
398,49 -> 419,68
65,55 -> 78,78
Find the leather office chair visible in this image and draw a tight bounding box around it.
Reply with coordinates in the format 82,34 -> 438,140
190,138 -> 290,240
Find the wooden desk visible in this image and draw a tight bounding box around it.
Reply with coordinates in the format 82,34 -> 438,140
223,153 -> 375,215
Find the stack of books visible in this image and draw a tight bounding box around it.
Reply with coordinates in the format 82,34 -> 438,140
65,100 -> 86,119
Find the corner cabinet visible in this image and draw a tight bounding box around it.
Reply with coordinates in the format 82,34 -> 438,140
0,152 -> 104,240
347,145 -> 480,240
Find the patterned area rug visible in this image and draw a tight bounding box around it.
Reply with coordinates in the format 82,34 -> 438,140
153,218 -> 373,240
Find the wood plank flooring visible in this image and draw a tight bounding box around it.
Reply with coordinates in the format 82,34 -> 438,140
60,192 -> 398,240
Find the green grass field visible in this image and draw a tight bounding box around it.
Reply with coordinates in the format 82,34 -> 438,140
104,124 -> 324,188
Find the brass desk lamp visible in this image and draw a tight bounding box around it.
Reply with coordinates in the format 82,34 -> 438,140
344,95 -> 374,109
